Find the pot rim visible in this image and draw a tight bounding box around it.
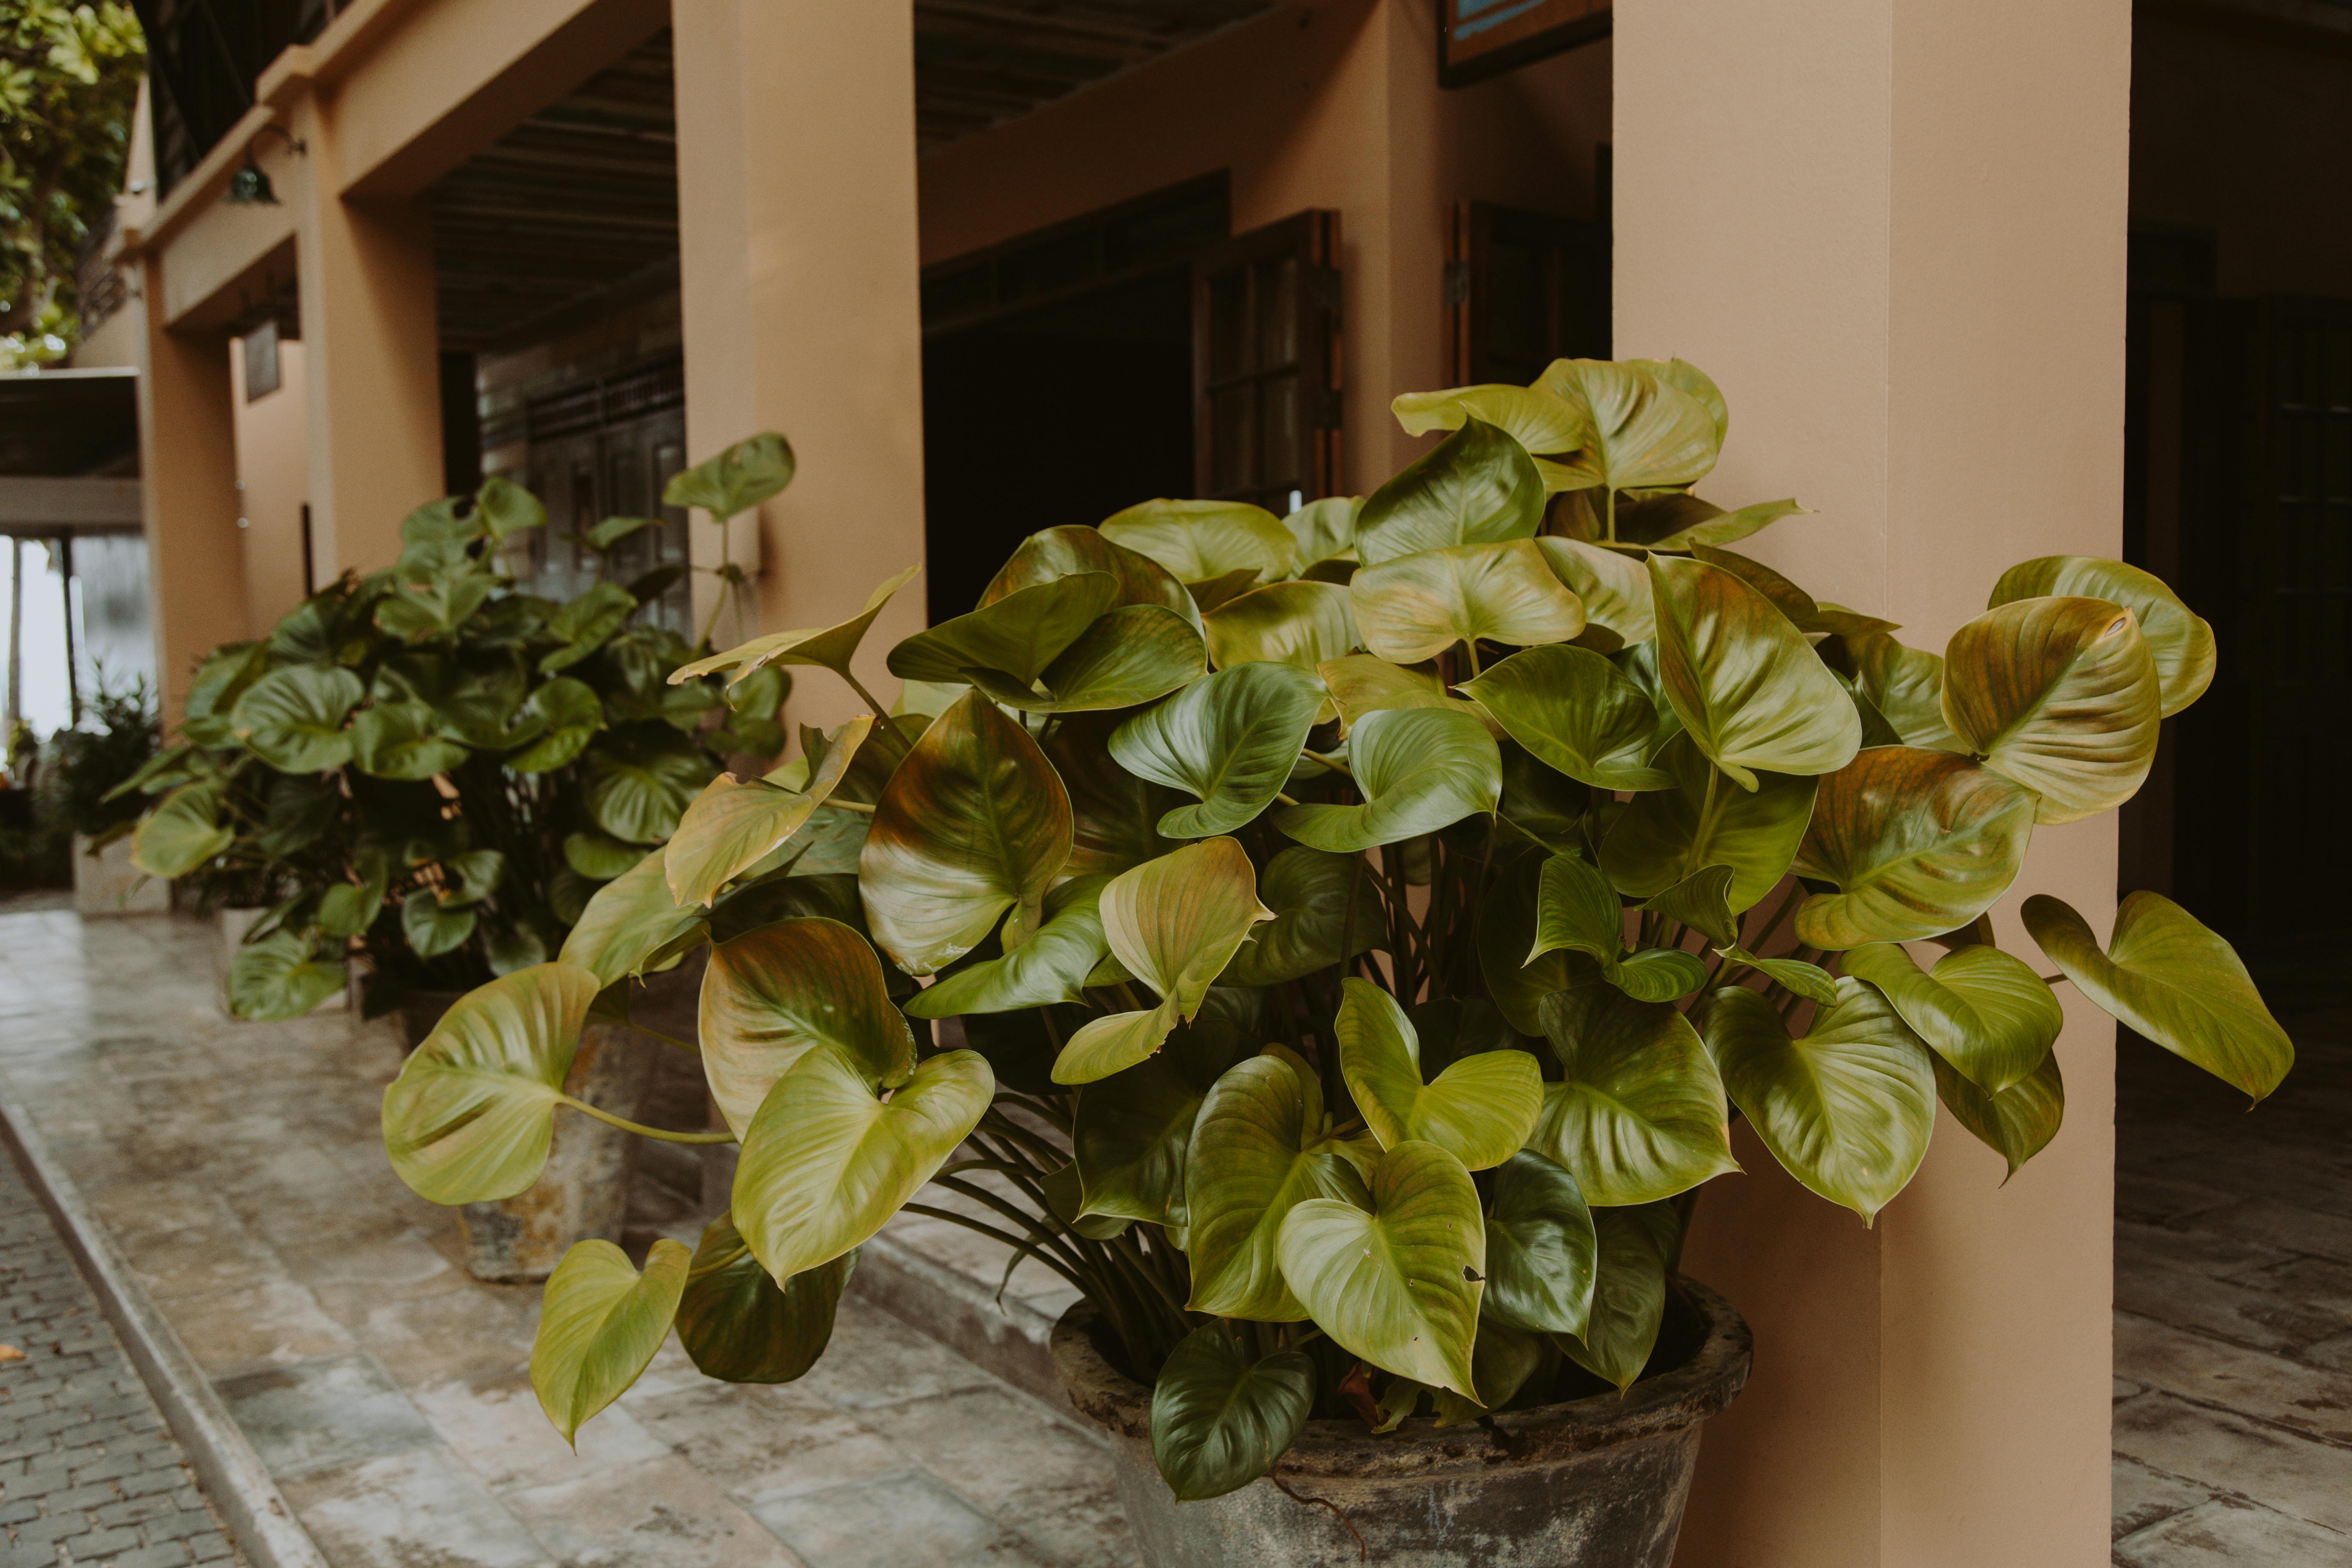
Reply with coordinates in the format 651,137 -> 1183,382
1052,1277 -> 1752,1480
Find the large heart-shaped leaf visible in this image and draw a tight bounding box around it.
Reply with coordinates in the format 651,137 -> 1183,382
1842,941 -> 2061,1093
733,1045 -> 994,1283
665,431 -> 794,520
1186,1048 -> 1365,1319
1934,1048 -> 2064,1181
231,665 -> 364,772
1276,1140 -> 1485,1398
1599,733 -> 1816,910
1201,581 -> 1358,675
1219,846 -> 1381,986
674,565 -> 919,687
1150,1326 -> 1317,1502
1052,838 -> 1271,1084
1556,1205 -> 1671,1392
558,850 -> 708,987
1792,747 -> 2037,949
538,582 -> 640,673
1282,496 -> 1362,568
1702,979 -> 1937,1223
700,919 -> 917,1137
1317,654 -> 1490,735
1349,540 -> 1585,664
1465,644 -> 1672,793
1110,663 -> 1323,838
676,1214 -> 852,1384
1528,852 -> 1624,967
1101,499 -> 1296,588
1072,1021 -> 1235,1225
1534,359 -> 1720,500
904,876 -> 1111,1019
508,677 -> 603,773
227,931 -> 347,1021
1482,1152 -> 1597,1336
584,733 -> 715,845
1989,557 -> 2213,717
665,717 -> 871,907
982,525 -> 1201,629
1844,633 -> 1957,750
888,573 -> 1123,687
132,779 -> 233,878
1392,384 -> 1589,456
350,700 -> 469,780
1337,978 -> 1541,1170
1275,707 -> 1501,852
531,1237 -> 689,1444
1648,554 -> 1860,789
1532,976 -> 1737,1205
1942,596 -> 2160,824
382,962 -> 602,1204
1535,537 -> 1655,646
965,604 -> 1205,713
2023,891 -> 2292,1102
1355,419 -> 1546,565
860,692 -> 1072,974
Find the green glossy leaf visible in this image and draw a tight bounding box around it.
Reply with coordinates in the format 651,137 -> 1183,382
733,1044 -> 994,1283
905,876 -> 1112,1018
1052,838 -> 1271,1084
1844,633 -> 1958,750
1482,1151 -> 1597,1336
402,888 -> 479,958
1282,496 -> 1361,568
1186,1047 -> 1364,1319
1337,978 -> 1542,1170
665,716 -> 871,907
700,918 -> 918,1138
1535,537 -> 1655,646
1648,554 -> 1859,789
1477,854 -> 1571,1035
1690,544 -> 1815,628
1200,580 -> 1358,677
1792,747 -> 2037,949
317,873 -> 387,940
677,1214 -> 851,1384
1317,653 -> 1490,735
860,692 -> 1072,975
226,931 -> 346,1020
1150,1326 -> 1317,1502
531,1237 -> 689,1445
132,780 -> 233,878
1495,740 -> 1592,855
1101,499 -> 1296,588
1528,852 -> 1624,967
382,962 -> 601,1203
1990,556 -> 2214,717
1464,644 -> 1674,793
1934,1047 -> 2064,1181
508,678 -> 603,773
1719,947 -> 1840,1007
664,431 -> 795,521
1942,596 -> 2160,824
1433,1323 -> 1548,1422
1275,707 -> 1500,852
982,525 -> 1201,626
2022,891 -> 2292,1103
1220,846 -> 1381,986
1608,947 -> 1708,1003
1349,539 -> 1585,664
350,700 -> 469,780
674,565 -> 919,686
1276,1140 -> 1485,1398
230,665 -> 363,772
585,514 -> 663,552
1041,1162 -> 1132,1240
1702,979 -> 1937,1223
1110,662 -> 1323,838
1556,1205 -> 1670,1392
889,573 -> 1120,688
585,733 -> 715,845
1599,733 -> 1816,911
558,850 -> 709,987
1048,712 -> 1182,878
965,604 -> 1205,713
1534,359 -> 1720,496
1843,942 -> 2061,1093
401,496 -> 479,545
374,573 -> 496,640
1355,418 -> 1546,565
1392,383 -> 1589,455
1073,1021 -> 1236,1226
538,582 -> 640,672
1532,974 -> 1737,1206
1643,864 -> 1738,948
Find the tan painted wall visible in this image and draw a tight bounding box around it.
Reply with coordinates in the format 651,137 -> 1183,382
230,336 -> 313,635
1616,0 -> 2128,1563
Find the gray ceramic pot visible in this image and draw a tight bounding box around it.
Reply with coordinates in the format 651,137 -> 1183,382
1053,1280 -> 1752,1568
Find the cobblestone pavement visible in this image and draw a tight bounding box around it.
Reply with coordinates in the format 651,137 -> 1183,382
0,1146 -> 241,1567
2110,1005 -> 2352,1567
0,910 -> 1134,1568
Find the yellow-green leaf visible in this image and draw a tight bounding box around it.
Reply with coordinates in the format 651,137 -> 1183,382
1842,941 -> 2061,1094
981,524 -> 1202,630
1532,974 -> 1737,1206
1349,539 -> 1585,664
1599,733 -> 1816,911
1934,1048 -> 2064,1181
1101,499 -> 1296,588
904,875 -> 1112,1019
1186,1048 -> 1364,1320
1337,978 -> 1541,1171
1942,596 -> 2160,824
1355,419 -> 1546,566
1109,663 -> 1323,838
1201,580 -> 1357,675
1648,554 -> 1860,789
1275,707 -> 1500,853
699,919 -> 917,1138
1844,632 -> 1957,751
1989,556 -> 2213,717
1534,359 -> 1720,497
672,564 -> 916,686
1535,537 -> 1655,646
531,1238 -> 689,1445
1392,383 -> 1589,455
1317,654 -> 1490,736
887,573 -> 1122,687
665,715 -> 871,907
558,849 -> 708,987
1791,747 -> 2037,949
1464,644 -> 1674,792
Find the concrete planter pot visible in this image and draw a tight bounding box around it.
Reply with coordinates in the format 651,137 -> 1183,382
1052,1280 -> 1752,1568
71,833 -> 167,916
399,963 -> 698,1283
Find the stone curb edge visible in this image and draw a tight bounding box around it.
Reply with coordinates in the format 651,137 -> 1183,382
0,1090 -> 331,1568
848,1231 -> 1083,1424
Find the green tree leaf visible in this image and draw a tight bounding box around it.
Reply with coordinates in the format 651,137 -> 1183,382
663,431 -> 795,521
1317,653 -> 1490,735
861,691 -> 1072,974
1642,864 -> 1738,948
1477,853 -> 1572,1035
531,1237 -> 690,1445
584,733 -> 717,845
1599,734 -> 1816,911
1219,846 -> 1382,987
1337,979 -> 1541,1171
1276,1140 -> 1486,1398
1942,596 -> 2161,824
965,604 -> 1205,713
1844,632 -> 1958,750
1282,496 -> 1362,568
1528,852 -> 1626,968
1989,556 -> 2213,718
1101,499 -> 1297,588
1275,707 -> 1500,852
1465,644 -> 1673,793
1109,662 -> 1323,839
402,888 -> 479,958
1149,1326 -> 1317,1502
1555,1205 -> 1671,1392
1200,581 -> 1359,684
2022,891 -> 2293,1103
508,678 -> 604,773
1532,974 -> 1738,1205
664,716 -> 872,907
1843,941 -> 2062,1093
1186,1047 -> 1365,1320
350,700 -> 470,780
1392,383 -> 1590,456
230,665 -> 364,772
1648,554 -> 1860,789
557,849 -> 709,987
676,1214 -> 852,1384
1534,358 -> 1720,497
1934,1048 -> 2064,1181
1482,1151 -> 1597,1336
226,931 -> 347,1021
1355,418 -> 1546,565
1792,747 -> 2037,949
1349,540 -> 1585,664
674,565 -> 919,686
981,525 -> 1202,628
904,875 -> 1112,1018
1702,979 -> 1938,1223
132,779 -> 233,878
1534,537 -> 1656,646
701,918 -> 918,1138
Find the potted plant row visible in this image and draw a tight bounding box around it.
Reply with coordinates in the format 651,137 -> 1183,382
374,360 -> 2290,1566
124,443 -> 795,1280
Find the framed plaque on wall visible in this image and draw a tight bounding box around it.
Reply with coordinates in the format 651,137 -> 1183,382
1438,0 -> 1611,88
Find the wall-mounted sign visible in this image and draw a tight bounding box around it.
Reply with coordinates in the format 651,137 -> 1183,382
1439,0 -> 1611,88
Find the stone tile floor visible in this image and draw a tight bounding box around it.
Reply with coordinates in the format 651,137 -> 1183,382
0,910 -> 1136,1568
2110,1002 -> 2352,1566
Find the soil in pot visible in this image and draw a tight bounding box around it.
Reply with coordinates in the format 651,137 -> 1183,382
1054,1280 -> 1752,1568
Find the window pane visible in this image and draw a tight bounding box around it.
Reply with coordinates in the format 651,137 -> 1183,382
1259,374 -> 1299,489
1255,257 -> 1298,368
1209,272 -> 1246,381
1210,385 -> 1253,493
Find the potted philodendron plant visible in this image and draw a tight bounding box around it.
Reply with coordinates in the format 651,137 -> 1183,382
39,674 -> 164,915
128,444 -> 796,1280
377,359 -> 2291,1566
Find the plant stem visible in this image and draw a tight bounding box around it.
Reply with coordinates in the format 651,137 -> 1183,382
840,668 -> 919,749
1605,486 -> 1618,545
1460,639 -> 1482,679
1302,748 -> 1354,778
819,798 -> 876,815
557,1097 -> 736,1143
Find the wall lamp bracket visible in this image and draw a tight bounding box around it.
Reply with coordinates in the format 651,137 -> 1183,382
225,125 -> 309,207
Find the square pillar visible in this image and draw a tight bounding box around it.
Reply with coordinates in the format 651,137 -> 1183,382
1614,1 -> 2129,1564
671,0 -> 928,729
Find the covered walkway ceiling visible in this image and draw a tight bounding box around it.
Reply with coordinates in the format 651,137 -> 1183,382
429,3 -> 1276,353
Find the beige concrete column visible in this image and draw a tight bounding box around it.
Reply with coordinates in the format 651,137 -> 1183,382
129,269 -> 248,726
288,93 -> 445,581
671,0 -> 928,730
1614,2 -> 2130,1564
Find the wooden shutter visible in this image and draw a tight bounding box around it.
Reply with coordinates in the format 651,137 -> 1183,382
1449,201 -> 1610,387
1192,211 -> 1343,511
